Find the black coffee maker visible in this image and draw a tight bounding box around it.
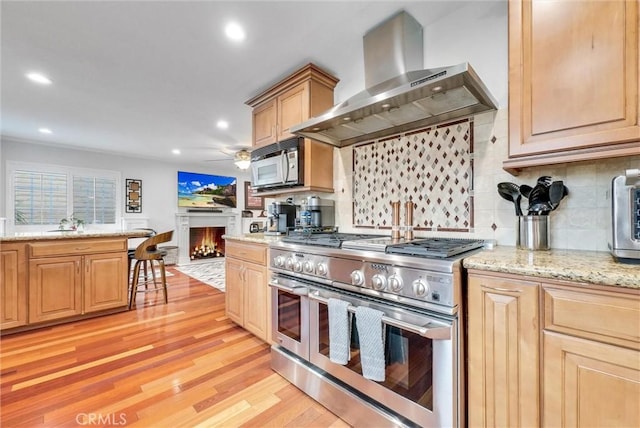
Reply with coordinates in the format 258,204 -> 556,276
266,201 -> 296,235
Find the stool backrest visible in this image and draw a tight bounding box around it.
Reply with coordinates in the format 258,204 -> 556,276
134,230 -> 174,260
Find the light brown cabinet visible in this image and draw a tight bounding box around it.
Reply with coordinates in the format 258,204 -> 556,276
28,238 -> 128,325
467,272 -> 540,428
467,270 -> 640,427
542,284 -> 640,427
246,63 -> 338,195
224,240 -> 270,342
505,0 -> 640,174
0,243 -> 27,329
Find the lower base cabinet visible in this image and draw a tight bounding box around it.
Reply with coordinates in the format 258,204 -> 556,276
0,243 -> 27,329
467,273 -> 540,428
224,240 -> 270,343
467,270 -> 640,427
543,331 -> 640,427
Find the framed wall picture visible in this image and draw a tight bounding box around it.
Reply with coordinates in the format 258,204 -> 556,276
126,179 -> 142,213
244,181 -> 264,210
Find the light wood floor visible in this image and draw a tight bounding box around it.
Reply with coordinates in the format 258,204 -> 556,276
0,268 -> 350,427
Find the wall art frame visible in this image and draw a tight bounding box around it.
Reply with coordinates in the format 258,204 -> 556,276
125,179 -> 142,213
244,181 -> 264,210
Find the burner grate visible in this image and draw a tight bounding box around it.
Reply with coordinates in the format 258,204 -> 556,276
385,238 -> 485,258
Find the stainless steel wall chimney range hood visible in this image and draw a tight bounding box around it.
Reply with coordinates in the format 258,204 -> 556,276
291,10 -> 498,147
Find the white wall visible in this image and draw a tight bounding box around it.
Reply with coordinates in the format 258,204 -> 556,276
0,138 -> 252,244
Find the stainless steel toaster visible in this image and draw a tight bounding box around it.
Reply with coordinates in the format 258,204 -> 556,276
608,168 -> 640,262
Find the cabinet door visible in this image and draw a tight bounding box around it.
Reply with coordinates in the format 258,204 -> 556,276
253,99 -> 277,147
467,273 -> 540,428
543,331 -> 640,427
508,0 -> 639,162
277,82 -> 309,141
0,243 -> 27,329
242,262 -> 268,341
84,253 -> 128,313
225,257 -> 244,325
29,256 -> 82,323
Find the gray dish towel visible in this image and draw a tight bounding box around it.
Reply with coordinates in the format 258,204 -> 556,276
355,306 -> 386,382
328,298 -> 351,365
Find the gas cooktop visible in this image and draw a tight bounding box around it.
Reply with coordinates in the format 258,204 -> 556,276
385,238 -> 486,258
281,231 -> 383,248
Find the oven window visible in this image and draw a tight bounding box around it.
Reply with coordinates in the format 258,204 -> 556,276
317,304 -> 434,410
277,291 -> 302,341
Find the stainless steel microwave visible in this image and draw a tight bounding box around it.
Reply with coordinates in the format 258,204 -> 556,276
251,137 -> 304,191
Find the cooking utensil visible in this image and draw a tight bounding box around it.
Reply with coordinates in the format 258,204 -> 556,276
519,184 -> 533,199
537,176 -> 552,187
497,182 -> 523,216
527,182 -> 551,215
548,180 -> 568,210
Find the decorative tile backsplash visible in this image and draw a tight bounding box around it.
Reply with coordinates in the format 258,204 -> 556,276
352,119 -> 473,231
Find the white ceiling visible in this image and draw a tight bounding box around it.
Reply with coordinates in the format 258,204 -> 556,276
1,1 -> 472,165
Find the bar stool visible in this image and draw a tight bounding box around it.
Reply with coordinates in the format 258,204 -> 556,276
128,228 -> 156,285
128,230 -> 174,309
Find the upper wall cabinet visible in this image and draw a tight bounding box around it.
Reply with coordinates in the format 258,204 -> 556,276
246,63 -> 339,148
504,0 -> 640,175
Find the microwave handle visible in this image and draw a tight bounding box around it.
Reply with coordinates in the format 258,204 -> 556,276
281,150 -> 289,184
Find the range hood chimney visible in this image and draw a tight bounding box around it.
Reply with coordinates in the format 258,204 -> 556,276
291,10 -> 498,147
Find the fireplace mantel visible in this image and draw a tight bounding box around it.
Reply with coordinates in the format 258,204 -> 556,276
175,212 -> 238,265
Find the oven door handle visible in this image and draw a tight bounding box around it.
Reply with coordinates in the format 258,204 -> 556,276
268,280 -> 309,296
308,292 -> 451,340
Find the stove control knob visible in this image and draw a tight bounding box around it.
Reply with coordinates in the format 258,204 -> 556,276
412,279 -> 429,297
388,275 -> 403,292
274,256 -> 285,268
303,261 -> 314,273
316,263 -> 328,276
293,261 -> 303,273
285,257 -> 294,270
350,270 -> 364,286
371,274 -> 387,291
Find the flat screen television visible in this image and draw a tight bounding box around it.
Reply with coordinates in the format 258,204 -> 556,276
177,171 -> 237,209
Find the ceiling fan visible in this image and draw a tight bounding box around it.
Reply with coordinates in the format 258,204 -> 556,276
205,146 -> 252,170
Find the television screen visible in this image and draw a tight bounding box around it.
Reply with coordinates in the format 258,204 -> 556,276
177,171 -> 237,208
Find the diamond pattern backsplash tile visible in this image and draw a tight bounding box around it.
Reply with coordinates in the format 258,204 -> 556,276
353,119 -> 473,232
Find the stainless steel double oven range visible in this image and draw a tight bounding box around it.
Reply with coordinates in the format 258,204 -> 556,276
268,231 -> 485,427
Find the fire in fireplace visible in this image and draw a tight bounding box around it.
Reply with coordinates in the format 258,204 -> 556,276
189,226 -> 225,260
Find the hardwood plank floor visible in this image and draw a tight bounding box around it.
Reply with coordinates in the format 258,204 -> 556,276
0,268 -> 350,427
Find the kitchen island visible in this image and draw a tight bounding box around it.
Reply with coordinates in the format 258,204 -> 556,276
1,230 -> 150,334
464,246 -> 639,427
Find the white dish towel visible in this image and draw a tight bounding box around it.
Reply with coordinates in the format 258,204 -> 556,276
328,298 -> 351,365
355,306 -> 386,382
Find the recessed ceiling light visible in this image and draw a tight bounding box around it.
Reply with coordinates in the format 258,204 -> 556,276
26,72 -> 52,85
172,149 -> 181,155
38,128 -> 52,134
217,120 -> 229,129
225,22 -> 245,41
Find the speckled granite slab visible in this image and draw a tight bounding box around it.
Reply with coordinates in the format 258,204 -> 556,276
222,233 -> 283,245
463,246 -> 640,289
0,230 -> 150,242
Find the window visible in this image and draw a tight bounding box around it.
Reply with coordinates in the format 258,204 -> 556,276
8,161 -> 121,230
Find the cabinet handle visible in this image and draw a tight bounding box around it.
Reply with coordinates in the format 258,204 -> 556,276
482,285 -> 522,293
75,246 -> 91,250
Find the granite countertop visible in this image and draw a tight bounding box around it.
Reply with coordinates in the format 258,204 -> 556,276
0,230 -> 151,242
223,233 -> 283,245
463,246 -> 639,289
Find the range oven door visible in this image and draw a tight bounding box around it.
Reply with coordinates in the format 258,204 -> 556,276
308,288 -> 459,428
269,275 -> 310,361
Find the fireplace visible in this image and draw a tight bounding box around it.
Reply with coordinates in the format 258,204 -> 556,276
175,212 -> 238,265
190,227 -> 225,260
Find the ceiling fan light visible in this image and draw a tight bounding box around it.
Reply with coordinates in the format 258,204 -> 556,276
234,149 -> 251,170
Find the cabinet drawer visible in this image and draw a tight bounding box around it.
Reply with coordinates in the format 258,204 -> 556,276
29,238 -> 127,258
225,240 -> 266,265
543,286 -> 640,349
